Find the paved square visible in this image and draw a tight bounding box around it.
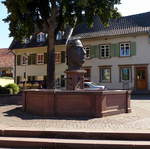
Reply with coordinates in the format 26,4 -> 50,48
0,95 -> 150,132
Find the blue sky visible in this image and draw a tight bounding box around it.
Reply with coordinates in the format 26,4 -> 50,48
117,0 -> 150,16
0,0 -> 13,48
0,0 -> 150,48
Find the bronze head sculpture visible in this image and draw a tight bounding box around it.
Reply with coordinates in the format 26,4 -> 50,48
66,39 -> 86,70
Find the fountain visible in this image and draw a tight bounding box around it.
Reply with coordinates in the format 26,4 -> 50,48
22,37 -> 131,117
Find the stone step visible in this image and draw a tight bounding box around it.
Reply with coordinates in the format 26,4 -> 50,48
1,129 -> 150,140
0,137 -> 150,148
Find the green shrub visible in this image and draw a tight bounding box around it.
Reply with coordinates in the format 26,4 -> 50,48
0,86 -> 10,94
7,88 -> 13,95
5,83 -> 20,94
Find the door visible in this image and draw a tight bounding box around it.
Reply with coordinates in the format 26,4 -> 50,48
135,67 -> 147,90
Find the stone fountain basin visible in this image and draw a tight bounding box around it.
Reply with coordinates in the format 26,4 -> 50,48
23,89 -> 131,117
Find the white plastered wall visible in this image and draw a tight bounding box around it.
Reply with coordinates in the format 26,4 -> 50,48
14,34 -> 150,90
82,34 -> 150,89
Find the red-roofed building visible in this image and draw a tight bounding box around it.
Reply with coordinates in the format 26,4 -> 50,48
0,49 -> 14,77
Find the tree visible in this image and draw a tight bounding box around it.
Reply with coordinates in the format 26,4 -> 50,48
2,0 -> 121,89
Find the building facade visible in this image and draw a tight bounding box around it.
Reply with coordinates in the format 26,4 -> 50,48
10,12 -> 150,90
0,49 -> 14,78
81,34 -> 149,90
10,32 -> 67,88
74,12 -> 150,90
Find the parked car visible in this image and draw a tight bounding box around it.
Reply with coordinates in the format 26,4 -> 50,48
84,82 -> 106,90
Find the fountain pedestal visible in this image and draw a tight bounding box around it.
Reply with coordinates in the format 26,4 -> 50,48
65,69 -> 86,90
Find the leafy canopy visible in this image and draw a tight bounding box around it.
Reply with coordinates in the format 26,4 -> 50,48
2,0 -> 121,40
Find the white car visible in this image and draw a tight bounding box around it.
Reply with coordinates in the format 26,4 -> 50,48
84,82 -> 106,90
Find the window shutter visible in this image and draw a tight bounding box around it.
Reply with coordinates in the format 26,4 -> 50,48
44,75 -> 47,81
111,44 -> 115,57
61,51 -> 66,63
32,76 -> 36,81
17,55 -> 21,65
89,45 -> 95,58
28,76 -> 31,81
95,45 -> 100,58
31,54 -> 36,64
99,69 -> 102,82
44,53 -> 48,64
16,76 -> 20,84
28,55 -> 31,65
89,45 -> 99,58
99,45 -> 102,58
116,44 -> 120,56
130,42 -> 136,56
111,43 -> 120,57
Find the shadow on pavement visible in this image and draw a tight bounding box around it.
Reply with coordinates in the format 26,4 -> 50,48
3,107 -> 92,121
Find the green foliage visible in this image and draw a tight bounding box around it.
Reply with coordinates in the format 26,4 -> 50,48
0,76 -> 13,79
7,88 -> 13,95
0,85 -> 10,95
2,0 -> 121,88
2,0 -> 121,40
5,83 -> 20,95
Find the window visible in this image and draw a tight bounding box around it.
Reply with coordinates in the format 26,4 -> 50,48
37,34 -> 41,42
56,31 -> 64,40
37,33 -> 45,42
28,76 -> 36,81
100,45 -> 110,58
120,43 -> 130,56
99,67 -> 111,82
23,38 -> 30,44
83,68 -> 91,81
21,55 -> 28,65
28,54 -> 36,65
84,47 -> 90,58
37,54 -> 44,64
120,67 -> 131,81
28,76 -> 32,82
55,52 -> 61,63
61,75 -> 65,87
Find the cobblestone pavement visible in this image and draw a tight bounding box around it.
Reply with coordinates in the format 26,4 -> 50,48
0,96 -> 150,132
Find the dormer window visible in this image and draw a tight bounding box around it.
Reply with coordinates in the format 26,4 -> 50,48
37,33 -> 45,42
56,31 -> 64,40
84,47 -> 90,59
23,38 -> 30,44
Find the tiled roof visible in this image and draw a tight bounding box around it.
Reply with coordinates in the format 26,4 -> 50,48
9,34 -> 67,50
0,49 -> 14,68
9,12 -> 150,49
72,12 -> 150,39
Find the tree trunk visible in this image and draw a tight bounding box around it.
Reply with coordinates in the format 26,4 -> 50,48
47,27 -> 55,89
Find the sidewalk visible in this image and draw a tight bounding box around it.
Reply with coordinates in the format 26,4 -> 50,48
0,96 -> 150,132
